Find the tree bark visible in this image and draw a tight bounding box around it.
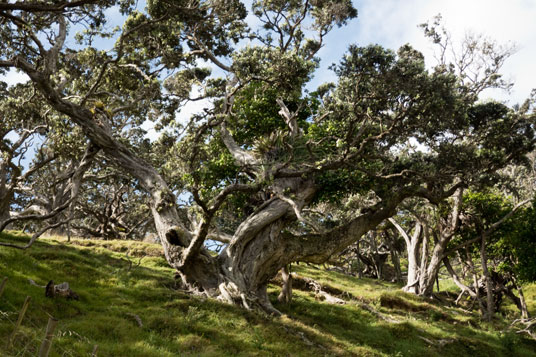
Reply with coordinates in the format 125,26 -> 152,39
517,285 -> 530,320
480,233 -> 494,321
277,265 -> 293,304
419,241 -> 447,297
511,277 -> 530,319
384,230 -> 402,283
443,257 -> 477,301
418,188 -> 463,297
388,218 -> 422,293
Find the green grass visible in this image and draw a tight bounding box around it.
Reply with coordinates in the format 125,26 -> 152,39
1,231 -> 535,356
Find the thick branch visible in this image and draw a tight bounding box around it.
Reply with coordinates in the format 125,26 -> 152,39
276,98 -> 299,137
220,121 -> 257,167
0,1 -> 101,12
291,190 -> 411,263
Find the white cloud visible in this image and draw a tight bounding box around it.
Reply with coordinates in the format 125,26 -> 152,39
1,69 -> 29,86
312,0 -> 536,104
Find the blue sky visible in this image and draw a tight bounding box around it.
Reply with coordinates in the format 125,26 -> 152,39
315,0 -> 536,105
2,0 -> 535,123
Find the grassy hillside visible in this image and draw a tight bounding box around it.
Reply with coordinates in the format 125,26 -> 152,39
0,231 -> 535,356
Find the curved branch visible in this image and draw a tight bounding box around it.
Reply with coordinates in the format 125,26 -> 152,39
0,218 -> 70,250
187,34 -> 231,72
0,1 -> 101,12
220,121 -> 257,167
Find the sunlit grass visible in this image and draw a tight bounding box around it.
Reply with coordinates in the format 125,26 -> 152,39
1,231 -> 535,356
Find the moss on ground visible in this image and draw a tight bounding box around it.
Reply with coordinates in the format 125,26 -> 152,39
0,231 -> 535,356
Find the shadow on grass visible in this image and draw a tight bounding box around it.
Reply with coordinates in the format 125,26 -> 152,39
1,232 -> 536,356
0,232 -> 349,356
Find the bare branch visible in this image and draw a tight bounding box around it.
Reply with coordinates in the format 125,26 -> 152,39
276,98 -> 299,137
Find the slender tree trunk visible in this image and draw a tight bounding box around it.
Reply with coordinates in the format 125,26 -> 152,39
278,265 -> 292,304
512,277 -> 530,319
419,243 -> 445,297
443,257 -> 477,302
466,249 -> 486,316
418,225 -> 429,294
517,285 -> 530,319
389,219 -> 422,293
405,240 -> 421,293
480,234 -> 494,321
418,188 -> 463,298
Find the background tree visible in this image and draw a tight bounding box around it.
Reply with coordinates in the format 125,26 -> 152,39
0,78 -> 100,246
71,164 -> 154,240
444,191 -> 533,320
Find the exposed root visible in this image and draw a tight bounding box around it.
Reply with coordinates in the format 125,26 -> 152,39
277,265 -> 292,304
355,301 -> 400,323
510,318 -> 536,340
302,276 -> 346,304
289,274 -> 346,304
217,281 -> 282,316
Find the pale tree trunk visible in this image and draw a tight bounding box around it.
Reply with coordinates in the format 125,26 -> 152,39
405,237 -> 421,293
419,243 -> 445,297
418,223 -> 429,294
509,276 -> 530,319
517,285 -> 530,319
443,256 -> 477,304
418,188 -> 463,297
388,218 -> 422,293
278,265 -> 293,304
480,233 -> 494,321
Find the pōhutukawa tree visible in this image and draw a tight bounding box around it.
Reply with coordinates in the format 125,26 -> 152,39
71,164 -> 154,240
443,191 -> 534,320
0,82 -> 52,225
0,80 -> 98,247
1,1 -> 534,313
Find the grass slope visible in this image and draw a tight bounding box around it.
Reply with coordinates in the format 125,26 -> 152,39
0,231 -> 535,356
